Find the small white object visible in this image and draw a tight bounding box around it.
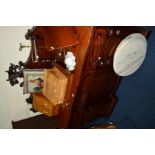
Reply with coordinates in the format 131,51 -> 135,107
64,52 -> 76,71
58,52 -> 62,56
72,93 -> 75,98
65,102 -> 69,106
113,33 -> 147,76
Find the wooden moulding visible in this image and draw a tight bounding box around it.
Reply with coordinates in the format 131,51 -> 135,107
40,26 -> 79,51
43,65 -> 69,105
33,93 -> 59,117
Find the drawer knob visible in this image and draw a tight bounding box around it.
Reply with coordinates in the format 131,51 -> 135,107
108,28 -> 113,37
97,57 -> 110,66
116,30 -> 121,36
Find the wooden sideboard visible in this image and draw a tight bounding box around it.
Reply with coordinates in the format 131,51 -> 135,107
8,26 -> 151,128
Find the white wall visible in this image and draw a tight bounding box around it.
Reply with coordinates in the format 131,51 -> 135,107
0,27 -> 40,129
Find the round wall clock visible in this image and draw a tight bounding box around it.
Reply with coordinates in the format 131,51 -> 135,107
113,33 -> 147,76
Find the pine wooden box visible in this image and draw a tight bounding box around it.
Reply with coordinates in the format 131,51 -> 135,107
33,93 -> 59,117
43,66 -> 68,105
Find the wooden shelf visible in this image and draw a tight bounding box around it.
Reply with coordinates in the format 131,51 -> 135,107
41,26 -> 79,51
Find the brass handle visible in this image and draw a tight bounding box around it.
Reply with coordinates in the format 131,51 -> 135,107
19,43 -> 30,51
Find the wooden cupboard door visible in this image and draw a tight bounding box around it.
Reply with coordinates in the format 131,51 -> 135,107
83,27 -> 121,100
84,72 -> 117,107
